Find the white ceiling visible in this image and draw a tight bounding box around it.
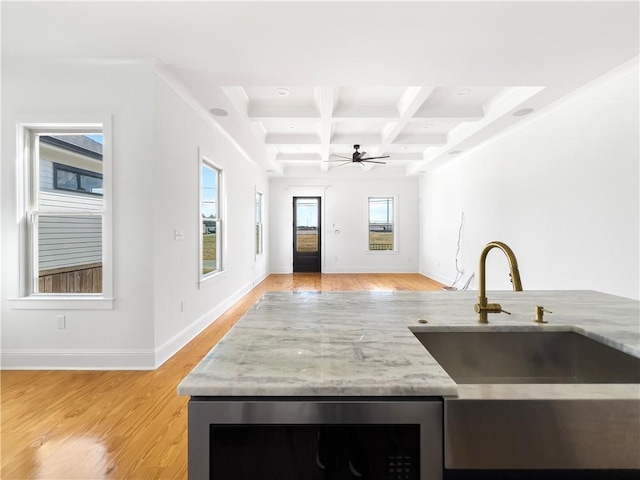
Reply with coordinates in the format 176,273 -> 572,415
2,1 -> 639,177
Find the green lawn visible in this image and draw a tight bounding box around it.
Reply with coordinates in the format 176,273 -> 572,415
369,232 -> 393,250
296,233 -> 318,252
203,234 -> 217,274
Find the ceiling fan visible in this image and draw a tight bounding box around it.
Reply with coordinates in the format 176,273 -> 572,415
325,145 -> 390,166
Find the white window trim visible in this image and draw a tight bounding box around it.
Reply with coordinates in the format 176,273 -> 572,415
365,194 -> 399,255
11,116 -> 114,309
255,188 -> 264,258
199,149 -> 226,288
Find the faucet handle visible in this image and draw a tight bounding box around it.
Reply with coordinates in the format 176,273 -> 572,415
534,305 -> 552,323
475,303 -> 511,315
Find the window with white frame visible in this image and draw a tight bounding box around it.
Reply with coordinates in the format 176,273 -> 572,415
368,196 -> 396,251
21,126 -> 110,297
255,190 -> 264,256
201,158 -> 223,277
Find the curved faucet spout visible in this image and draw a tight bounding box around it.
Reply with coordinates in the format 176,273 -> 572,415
476,241 -> 523,323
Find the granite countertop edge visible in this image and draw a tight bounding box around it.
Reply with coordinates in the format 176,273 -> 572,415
178,290 -> 640,400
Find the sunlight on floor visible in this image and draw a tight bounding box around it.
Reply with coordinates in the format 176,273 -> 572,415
36,436 -> 114,479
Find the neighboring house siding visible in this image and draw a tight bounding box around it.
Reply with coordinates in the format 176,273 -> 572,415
38,213 -> 102,271
38,157 -> 103,272
40,160 -> 54,191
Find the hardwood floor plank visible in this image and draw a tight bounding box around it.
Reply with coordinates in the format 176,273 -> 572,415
1,273 -> 444,479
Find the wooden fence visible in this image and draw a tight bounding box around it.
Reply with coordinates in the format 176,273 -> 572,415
39,263 -> 102,293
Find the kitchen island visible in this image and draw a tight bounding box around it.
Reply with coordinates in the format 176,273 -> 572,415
178,290 -> 640,479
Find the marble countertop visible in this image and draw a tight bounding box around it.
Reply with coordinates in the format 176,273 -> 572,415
177,290 -> 640,399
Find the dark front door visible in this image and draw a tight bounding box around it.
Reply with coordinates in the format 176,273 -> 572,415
293,197 -> 321,272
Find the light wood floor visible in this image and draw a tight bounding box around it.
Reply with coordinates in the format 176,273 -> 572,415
1,273 -> 444,479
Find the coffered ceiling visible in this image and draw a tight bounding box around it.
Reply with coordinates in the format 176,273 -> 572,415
221,85 -> 508,172
2,1 -> 639,177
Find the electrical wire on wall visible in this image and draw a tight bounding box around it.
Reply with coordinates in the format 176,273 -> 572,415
442,212 -> 468,291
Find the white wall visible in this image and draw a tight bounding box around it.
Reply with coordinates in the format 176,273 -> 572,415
270,175 -> 419,273
0,61 -> 269,369
419,68 -> 639,300
151,72 -> 268,365
1,61 -> 157,368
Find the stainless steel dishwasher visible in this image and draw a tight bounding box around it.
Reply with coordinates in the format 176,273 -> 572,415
187,396 -> 443,480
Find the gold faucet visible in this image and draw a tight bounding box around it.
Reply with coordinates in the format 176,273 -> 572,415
474,241 -> 523,323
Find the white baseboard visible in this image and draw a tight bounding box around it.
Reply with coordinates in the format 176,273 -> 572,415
420,268 -> 469,289
420,268 -> 450,286
253,271 -> 269,287
0,348 -> 155,370
322,266 -> 418,274
270,267 -> 420,274
1,274 -> 268,371
269,268 -> 292,274
153,278 -> 260,369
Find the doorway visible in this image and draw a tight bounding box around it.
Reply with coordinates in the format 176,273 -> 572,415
293,197 -> 321,272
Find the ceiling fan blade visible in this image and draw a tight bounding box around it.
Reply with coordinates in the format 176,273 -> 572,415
333,161 -> 351,167
361,155 -> 390,161
362,160 -> 387,164
356,151 -> 367,160
330,154 -> 352,160
324,159 -> 352,162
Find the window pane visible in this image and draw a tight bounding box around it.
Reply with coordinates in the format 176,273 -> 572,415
369,197 -> 394,251
202,162 -> 220,276
80,173 -> 103,194
39,134 -> 104,211
202,219 -> 218,275
255,192 -> 263,255
56,169 -> 77,190
37,214 -> 103,293
296,198 -> 318,253
202,164 -> 218,219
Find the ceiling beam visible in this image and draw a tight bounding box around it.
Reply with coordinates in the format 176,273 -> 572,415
248,105 -> 320,120
315,86 -> 336,171
392,134 -> 448,145
369,87 -> 435,159
406,86 -> 545,175
265,134 -> 321,145
411,106 -> 485,123
276,153 -> 322,162
331,134 -> 381,147
332,105 -> 400,121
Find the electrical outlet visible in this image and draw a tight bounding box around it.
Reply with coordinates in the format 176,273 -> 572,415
57,315 -> 66,329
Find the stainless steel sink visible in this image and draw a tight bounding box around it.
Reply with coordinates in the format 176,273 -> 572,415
413,330 -> 640,384
412,328 -> 640,470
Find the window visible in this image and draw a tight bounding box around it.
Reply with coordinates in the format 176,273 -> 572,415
201,158 -> 223,278
53,163 -> 103,195
368,197 -> 395,251
255,191 -> 264,256
19,124 -> 112,302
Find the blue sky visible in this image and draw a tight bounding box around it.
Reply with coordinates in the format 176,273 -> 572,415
86,134 -> 103,144
369,197 -> 393,223
201,166 -> 218,218
296,200 -> 318,228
